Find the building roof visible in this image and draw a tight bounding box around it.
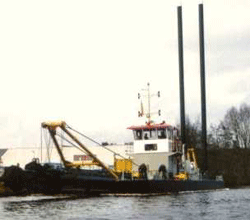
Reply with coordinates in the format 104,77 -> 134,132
0,149 -> 8,157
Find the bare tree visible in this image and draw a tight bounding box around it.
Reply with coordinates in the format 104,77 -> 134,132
208,124 -> 221,149
183,116 -> 201,149
238,104 -> 250,148
219,103 -> 250,148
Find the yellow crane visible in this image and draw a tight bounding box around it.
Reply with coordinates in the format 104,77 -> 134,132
187,147 -> 198,169
174,146 -> 198,180
41,121 -> 119,181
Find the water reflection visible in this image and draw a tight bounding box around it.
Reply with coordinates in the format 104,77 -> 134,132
4,198 -> 67,212
3,197 -> 70,219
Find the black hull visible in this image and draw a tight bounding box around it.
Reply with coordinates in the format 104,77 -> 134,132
60,178 -> 224,195
112,179 -> 224,194
1,166 -> 224,196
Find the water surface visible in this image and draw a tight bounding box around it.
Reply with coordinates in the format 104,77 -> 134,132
0,188 -> 249,220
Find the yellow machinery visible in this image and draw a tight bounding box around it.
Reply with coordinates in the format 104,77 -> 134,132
174,147 -> 198,180
114,158 -> 132,173
174,171 -> 189,180
187,147 -> 198,169
71,161 -> 100,167
41,121 -> 119,181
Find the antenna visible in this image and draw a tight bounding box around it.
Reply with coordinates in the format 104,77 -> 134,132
138,83 -> 161,124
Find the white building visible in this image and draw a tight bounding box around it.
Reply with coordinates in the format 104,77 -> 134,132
0,144 -> 132,169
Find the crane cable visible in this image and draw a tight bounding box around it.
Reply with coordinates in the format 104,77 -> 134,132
44,129 -> 53,162
66,124 -> 139,167
56,133 -> 87,155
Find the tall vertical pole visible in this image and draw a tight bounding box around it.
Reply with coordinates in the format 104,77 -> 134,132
177,6 -> 186,150
40,127 -> 43,163
199,4 -> 208,173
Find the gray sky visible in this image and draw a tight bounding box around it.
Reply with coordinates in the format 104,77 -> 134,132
0,0 -> 250,147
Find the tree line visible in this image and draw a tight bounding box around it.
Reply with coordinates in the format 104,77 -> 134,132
184,103 -> 250,149
182,103 -> 250,186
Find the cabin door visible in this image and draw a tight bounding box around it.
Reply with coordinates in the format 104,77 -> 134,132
168,155 -> 177,178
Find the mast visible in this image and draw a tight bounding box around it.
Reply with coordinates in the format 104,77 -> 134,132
199,3 -> 208,173
177,6 -> 186,151
138,83 -> 160,124
147,83 -> 151,123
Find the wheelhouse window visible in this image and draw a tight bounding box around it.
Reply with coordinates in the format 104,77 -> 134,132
133,130 -> 142,140
157,128 -> 167,139
143,129 -> 157,140
145,144 -> 157,151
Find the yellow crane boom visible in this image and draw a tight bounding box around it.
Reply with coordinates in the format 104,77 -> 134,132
41,121 -> 119,181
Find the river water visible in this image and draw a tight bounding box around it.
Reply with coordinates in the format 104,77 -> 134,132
0,188 -> 249,220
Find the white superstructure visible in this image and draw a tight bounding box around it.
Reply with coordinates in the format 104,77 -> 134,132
128,122 -> 182,178
128,83 -> 183,178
